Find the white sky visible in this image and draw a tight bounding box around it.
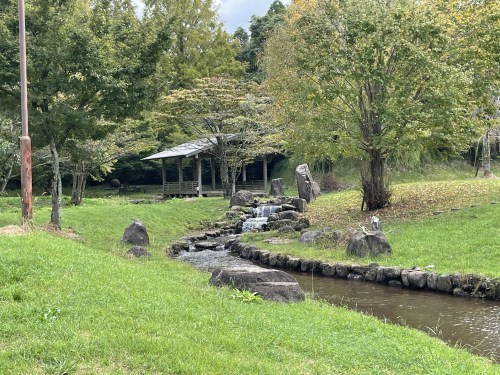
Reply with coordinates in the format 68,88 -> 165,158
132,0 -> 290,33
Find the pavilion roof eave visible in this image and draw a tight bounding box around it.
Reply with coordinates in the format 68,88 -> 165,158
142,134 -> 238,161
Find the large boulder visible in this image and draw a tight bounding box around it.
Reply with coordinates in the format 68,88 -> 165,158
230,190 -> 254,207
277,210 -> 299,221
346,230 -> 391,257
269,178 -> 285,196
291,198 -> 307,213
295,164 -> 320,203
122,219 -> 150,246
210,267 -> 305,302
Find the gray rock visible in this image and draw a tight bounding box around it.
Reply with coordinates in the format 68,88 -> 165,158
346,230 -> 392,257
291,198 -> 307,213
364,266 -> 378,282
385,267 -> 401,280
347,273 -> 364,281
407,271 -> 428,289
299,231 -> 324,243
281,204 -> 296,211
401,269 -> 410,287
230,190 -> 254,207
278,225 -> 294,233
194,241 -> 220,251
350,264 -> 368,275
269,178 -> 285,196
453,288 -> 470,298
320,263 -> 336,277
286,258 -> 301,270
170,242 -> 188,255
122,219 -> 150,246
127,246 -> 151,257
210,267 -> 305,302
278,210 -> 299,221
268,219 -> 293,230
335,263 -> 350,278
259,252 -> 270,265
295,164 -> 320,203
427,273 -> 438,290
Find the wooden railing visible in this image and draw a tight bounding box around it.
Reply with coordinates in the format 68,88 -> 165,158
163,180 -> 266,196
235,180 -> 265,192
163,181 -> 199,196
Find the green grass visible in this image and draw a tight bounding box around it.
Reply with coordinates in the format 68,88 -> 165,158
1,196 -> 498,373
244,203 -> 500,277
245,178 -> 500,277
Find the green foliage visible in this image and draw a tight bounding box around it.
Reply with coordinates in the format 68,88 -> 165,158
231,289 -> 263,303
157,76 -> 280,196
235,0 -> 286,81
264,0 -> 481,209
144,0 -> 245,89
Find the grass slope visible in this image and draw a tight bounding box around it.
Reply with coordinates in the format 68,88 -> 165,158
245,179 -> 500,277
0,197 -> 498,373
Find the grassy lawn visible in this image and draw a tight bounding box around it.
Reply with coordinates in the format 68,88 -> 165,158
244,178 -> 500,277
1,195 -> 498,373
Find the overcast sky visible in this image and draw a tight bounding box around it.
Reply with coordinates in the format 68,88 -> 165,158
132,0 -> 290,34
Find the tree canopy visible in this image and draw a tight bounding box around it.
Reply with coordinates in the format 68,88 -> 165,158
264,0 -> 480,210
157,76 -> 279,197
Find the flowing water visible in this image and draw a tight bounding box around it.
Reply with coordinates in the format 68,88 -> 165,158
176,249 -> 500,361
241,205 -> 281,232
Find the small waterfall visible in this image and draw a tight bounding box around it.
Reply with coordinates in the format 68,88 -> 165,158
242,205 -> 281,232
254,205 -> 280,218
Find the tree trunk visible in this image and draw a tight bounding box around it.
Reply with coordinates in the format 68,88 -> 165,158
361,149 -> 390,211
71,161 -> 87,205
49,136 -> 62,229
482,130 -> 492,178
220,156 -> 231,198
0,162 -> 13,194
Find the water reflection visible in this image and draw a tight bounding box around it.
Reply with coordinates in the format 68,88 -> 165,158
291,271 -> 500,361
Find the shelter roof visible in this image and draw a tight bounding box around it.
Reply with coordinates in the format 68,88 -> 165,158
142,135 -> 238,161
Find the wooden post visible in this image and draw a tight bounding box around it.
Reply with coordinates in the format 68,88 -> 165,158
162,158 -> 167,195
192,156 -> 197,181
242,164 -> 247,189
263,156 -> 268,193
18,0 -> 32,223
196,155 -> 202,197
210,157 -> 216,190
178,156 -> 183,194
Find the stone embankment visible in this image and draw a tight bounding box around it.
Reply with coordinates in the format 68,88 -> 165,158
225,239 -> 500,301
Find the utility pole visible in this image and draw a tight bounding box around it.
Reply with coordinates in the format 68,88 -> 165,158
18,0 -> 33,224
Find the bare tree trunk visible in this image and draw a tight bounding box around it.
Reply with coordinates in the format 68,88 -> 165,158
49,136 -> 62,229
0,163 -> 13,194
71,161 -> 87,205
361,148 -> 390,211
220,156 -> 231,198
482,130 -> 492,178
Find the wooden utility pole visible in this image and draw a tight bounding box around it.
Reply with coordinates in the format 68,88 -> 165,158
18,0 -> 33,223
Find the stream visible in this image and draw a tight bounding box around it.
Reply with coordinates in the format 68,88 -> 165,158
175,247 -> 500,362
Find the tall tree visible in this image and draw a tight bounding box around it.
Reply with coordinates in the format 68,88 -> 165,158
0,0 -> 169,227
264,0 -> 477,210
144,0 -> 245,89
0,117 -> 19,194
234,0 -> 286,82
157,76 -> 278,197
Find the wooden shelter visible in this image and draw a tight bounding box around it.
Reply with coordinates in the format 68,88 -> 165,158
142,137 -> 269,197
